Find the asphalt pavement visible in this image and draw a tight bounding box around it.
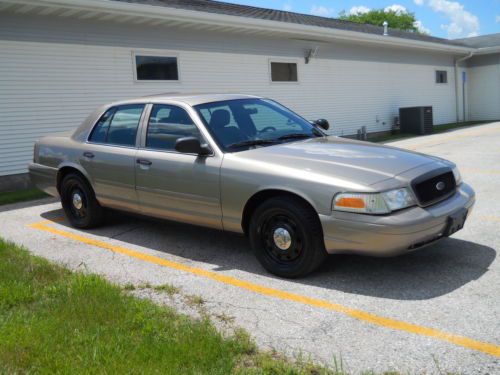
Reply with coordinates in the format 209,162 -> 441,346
1,122 -> 499,374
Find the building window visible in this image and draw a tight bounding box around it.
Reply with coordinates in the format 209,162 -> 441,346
135,55 -> 179,81
270,62 -> 298,82
435,70 -> 448,84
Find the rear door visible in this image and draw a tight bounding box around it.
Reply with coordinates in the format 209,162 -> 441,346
135,103 -> 223,229
79,104 -> 145,212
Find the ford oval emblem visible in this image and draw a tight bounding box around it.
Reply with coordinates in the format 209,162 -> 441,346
436,181 -> 446,191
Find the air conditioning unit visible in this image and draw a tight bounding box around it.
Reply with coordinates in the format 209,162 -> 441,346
399,106 -> 433,135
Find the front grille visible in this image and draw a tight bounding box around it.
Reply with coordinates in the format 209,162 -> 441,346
412,170 -> 456,206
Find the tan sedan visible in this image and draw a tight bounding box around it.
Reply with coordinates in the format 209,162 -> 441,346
29,94 -> 475,277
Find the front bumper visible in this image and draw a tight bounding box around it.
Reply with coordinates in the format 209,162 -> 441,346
320,183 -> 475,256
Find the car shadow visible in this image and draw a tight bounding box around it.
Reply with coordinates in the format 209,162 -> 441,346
40,208 -> 496,301
310,239 -> 496,300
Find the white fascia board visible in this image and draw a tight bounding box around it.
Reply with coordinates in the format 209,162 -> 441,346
2,0 -> 475,54
474,46 -> 500,55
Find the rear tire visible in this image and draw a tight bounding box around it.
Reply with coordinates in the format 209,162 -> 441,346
249,196 -> 327,278
60,173 -> 104,229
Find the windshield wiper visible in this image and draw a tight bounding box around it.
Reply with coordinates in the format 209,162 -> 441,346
227,139 -> 278,149
277,133 -> 313,141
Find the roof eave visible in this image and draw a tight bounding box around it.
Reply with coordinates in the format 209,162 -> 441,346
2,0 -> 475,54
474,46 -> 500,55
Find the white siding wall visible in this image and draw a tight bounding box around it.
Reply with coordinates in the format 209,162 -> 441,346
0,13 -> 459,176
467,54 -> 500,121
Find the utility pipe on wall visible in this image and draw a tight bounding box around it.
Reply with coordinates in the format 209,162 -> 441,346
454,52 -> 474,123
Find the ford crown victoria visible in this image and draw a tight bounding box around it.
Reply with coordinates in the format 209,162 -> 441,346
29,94 -> 475,278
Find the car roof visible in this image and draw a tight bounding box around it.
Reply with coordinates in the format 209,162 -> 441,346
109,93 -> 261,107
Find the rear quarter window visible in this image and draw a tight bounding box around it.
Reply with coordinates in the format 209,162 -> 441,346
89,108 -> 115,143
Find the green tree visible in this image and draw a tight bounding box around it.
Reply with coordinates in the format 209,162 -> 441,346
339,9 -> 424,34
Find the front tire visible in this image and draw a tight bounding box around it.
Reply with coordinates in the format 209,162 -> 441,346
249,196 -> 327,278
60,173 -> 104,229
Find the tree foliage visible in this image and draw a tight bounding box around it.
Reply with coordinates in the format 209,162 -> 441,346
339,9 -> 423,34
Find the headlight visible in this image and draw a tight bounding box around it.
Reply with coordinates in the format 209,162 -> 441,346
452,166 -> 462,185
381,188 -> 416,211
333,188 -> 416,214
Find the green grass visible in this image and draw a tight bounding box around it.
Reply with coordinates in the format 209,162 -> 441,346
153,283 -> 181,296
186,294 -> 206,307
122,282 -> 180,295
0,187 -> 48,206
0,238 -> 336,375
370,120 -> 492,143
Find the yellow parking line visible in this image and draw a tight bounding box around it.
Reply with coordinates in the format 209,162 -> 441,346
31,217 -> 65,225
28,219 -> 500,358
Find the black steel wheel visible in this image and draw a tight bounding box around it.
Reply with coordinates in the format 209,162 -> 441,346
249,196 -> 327,278
60,173 -> 104,229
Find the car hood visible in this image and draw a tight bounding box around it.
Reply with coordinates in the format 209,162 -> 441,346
232,136 -> 448,187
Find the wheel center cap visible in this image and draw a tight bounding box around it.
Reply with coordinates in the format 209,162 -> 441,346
273,227 -> 292,250
72,192 -> 83,210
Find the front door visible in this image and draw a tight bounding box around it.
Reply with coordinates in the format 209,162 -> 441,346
135,104 -> 222,229
79,104 -> 145,212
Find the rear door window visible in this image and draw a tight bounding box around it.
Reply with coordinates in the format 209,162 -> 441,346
89,104 -> 144,146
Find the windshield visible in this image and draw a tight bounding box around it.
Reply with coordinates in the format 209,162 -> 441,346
194,98 -> 323,152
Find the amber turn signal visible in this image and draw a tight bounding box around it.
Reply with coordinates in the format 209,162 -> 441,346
335,197 -> 365,209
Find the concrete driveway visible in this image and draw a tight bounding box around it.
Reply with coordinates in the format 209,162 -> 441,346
1,122 -> 499,374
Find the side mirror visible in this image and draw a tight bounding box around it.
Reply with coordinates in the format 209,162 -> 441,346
175,137 -> 211,155
314,119 -> 330,131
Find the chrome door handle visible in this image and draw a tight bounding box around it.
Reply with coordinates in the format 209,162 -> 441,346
136,159 -> 152,166
83,152 -> 95,158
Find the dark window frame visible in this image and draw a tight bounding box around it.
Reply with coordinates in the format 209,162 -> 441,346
88,104 -> 145,148
269,61 -> 299,83
435,70 -> 448,84
133,52 -> 180,82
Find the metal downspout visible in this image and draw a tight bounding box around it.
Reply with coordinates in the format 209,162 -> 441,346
454,52 -> 474,122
